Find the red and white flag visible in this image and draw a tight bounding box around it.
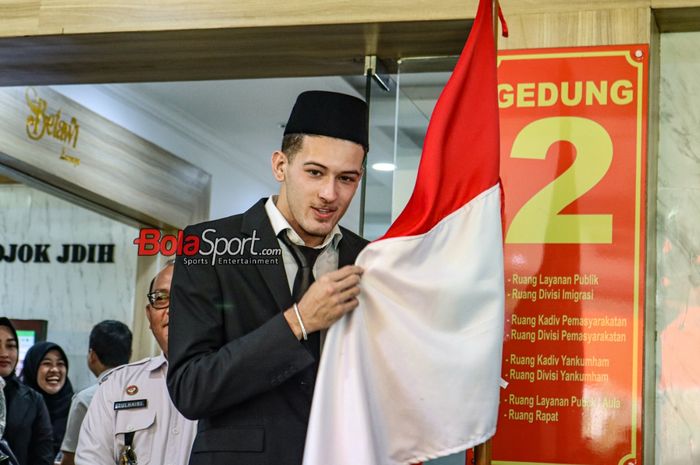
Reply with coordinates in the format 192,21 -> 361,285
303,0 -> 505,463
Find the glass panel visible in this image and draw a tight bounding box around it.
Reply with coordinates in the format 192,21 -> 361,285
359,69 -> 399,240
392,57 -> 456,220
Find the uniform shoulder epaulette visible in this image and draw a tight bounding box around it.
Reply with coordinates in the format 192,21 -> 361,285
99,357 -> 151,384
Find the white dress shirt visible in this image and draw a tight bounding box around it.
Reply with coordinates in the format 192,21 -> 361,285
60,370 -> 111,454
264,196 -> 342,293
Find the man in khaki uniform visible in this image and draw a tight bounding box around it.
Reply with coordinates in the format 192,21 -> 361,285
76,261 -> 196,465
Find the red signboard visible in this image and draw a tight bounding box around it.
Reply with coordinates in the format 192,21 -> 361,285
492,46 -> 648,465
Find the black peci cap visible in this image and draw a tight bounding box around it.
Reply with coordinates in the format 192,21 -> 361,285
284,90 -> 369,151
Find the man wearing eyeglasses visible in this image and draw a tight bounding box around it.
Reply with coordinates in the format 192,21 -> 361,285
75,261 -> 197,465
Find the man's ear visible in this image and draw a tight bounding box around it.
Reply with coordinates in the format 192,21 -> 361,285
271,150 -> 288,182
87,348 -> 97,365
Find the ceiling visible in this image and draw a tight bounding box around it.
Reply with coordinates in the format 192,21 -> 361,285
50,65 -> 453,239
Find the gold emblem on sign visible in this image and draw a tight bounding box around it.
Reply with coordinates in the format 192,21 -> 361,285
25,87 -> 82,166
59,147 -> 81,167
126,385 -> 138,396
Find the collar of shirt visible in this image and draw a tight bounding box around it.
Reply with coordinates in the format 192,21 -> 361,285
264,196 -> 342,250
96,369 -> 111,384
146,353 -> 168,372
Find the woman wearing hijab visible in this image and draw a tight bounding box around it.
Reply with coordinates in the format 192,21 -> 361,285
0,317 -> 53,465
21,341 -> 74,459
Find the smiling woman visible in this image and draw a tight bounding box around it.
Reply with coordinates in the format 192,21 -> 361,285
21,342 -> 75,459
0,318 -> 53,465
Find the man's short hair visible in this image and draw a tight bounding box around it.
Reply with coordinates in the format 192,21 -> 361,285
281,134 -> 306,161
281,133 -> 368,163
89,320 -> 133,368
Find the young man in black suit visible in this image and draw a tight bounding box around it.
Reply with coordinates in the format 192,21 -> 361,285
167,90 -> 369,465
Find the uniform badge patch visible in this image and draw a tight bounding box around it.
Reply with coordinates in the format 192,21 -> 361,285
114,399 -> 147,410
126,385 -> 139,396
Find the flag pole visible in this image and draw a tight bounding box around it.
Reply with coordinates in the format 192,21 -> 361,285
475,2 -> 498,465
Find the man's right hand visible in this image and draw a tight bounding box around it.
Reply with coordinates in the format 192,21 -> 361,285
284,265 -> 363,338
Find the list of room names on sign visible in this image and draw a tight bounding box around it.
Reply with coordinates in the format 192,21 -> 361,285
498,263 -> 641,464
492,46 -> 647,465
508,273 -> 626,347
504,272 -> 626,427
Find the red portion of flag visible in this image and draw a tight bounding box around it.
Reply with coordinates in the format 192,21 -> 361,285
380,0 -> 500,241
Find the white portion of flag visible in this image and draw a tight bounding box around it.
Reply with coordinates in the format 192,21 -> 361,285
303,184 -> 505,465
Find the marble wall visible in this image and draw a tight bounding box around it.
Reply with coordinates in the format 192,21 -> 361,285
656,31 -> 700,465
0,184 -> 138,391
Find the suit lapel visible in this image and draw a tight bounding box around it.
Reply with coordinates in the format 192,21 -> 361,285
338,233 -> 364,267
241,201 -> 366,310
241,199 -> 292,312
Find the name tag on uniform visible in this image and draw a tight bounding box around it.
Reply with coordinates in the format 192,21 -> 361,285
114,399 -> 148,410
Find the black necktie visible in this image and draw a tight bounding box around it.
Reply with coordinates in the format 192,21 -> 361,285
279,232 -> 324,358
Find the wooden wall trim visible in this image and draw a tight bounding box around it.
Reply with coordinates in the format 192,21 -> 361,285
643,10 -> 661,465
0,8 -> 664,87
653,0 -> 700,7
501,7 -> 652,49
1,1 -> 659,38
0,20 -> 473,86
0,1 -> 698,86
